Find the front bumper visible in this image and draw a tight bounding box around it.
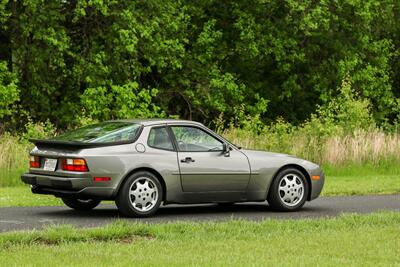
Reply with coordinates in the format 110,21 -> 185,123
309,171 -> 325,201
21,173 -> 115,199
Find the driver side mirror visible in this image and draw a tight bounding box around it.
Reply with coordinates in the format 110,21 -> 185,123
222,143 -> 230,157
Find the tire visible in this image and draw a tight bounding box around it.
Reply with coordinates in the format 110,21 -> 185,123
61,197 -> 101,211
116,171 -> 163,218
267,168 -> 309,211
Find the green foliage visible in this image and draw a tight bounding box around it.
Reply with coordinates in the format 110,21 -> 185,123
2,0 -> 400,195
0,0 -> 400,130
22,119 -> 56,140
73,115 -> 99,129
81,82 -> 165,120
222,79 -> 399,166
0,0 -> 10,25
302,76 -> 375,137
3,0 -> 187,128
0,62 -> 19,119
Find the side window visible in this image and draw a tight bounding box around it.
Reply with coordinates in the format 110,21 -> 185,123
171,126 -> 223,152
148,127 -> 174,151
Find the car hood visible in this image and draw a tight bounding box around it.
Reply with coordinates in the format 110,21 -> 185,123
241,149 -> 298,159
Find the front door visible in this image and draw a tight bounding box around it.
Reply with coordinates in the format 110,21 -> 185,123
170,125 -> 250,193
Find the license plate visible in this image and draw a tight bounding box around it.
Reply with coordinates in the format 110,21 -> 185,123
43,158 -> 57,171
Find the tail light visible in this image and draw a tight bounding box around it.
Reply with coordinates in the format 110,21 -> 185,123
61,158 -> 89,172
29,156 -> 40,168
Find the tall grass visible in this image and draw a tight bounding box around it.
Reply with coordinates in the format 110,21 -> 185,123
0,134 -> 31,187
223,127 -> 400,168
0,126 -> 400,187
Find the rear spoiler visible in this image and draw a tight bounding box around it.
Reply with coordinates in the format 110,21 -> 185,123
29,139 -> 137,150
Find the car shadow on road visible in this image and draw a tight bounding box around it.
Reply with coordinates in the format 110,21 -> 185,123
34,202 -> 326,221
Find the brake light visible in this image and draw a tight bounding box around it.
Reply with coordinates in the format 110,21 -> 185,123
61,158 -> 89,172
29,156 -> 40,168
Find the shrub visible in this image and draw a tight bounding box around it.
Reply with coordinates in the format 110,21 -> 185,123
0,62 -> 19,119
22,119 -> 56,141
305,77 -> 374,136
81,81 -> 165,121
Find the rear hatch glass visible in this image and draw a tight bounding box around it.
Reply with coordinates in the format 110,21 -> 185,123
51,121 -> 142,143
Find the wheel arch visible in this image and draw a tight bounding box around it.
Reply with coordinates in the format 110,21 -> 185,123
270,164 -> 312,201
115,167 -> 167,201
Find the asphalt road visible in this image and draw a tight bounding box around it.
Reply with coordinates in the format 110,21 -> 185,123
0,194 -> 399,232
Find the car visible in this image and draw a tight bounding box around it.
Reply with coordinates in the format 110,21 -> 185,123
21,119 -> 324,217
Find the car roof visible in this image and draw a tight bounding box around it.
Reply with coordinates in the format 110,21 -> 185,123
114,118 -> 204,127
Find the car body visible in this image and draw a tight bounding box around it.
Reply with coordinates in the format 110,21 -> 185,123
22,119 -> 324,217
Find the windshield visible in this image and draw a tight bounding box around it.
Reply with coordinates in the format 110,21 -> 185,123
52,122 -> 142,143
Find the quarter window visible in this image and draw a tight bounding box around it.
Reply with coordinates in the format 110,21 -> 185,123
171,126 -> 223,152
148,127 -> 174,151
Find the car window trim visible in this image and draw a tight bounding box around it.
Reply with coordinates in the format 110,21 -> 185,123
167,124 -> 224,153
147,125 -> 176,152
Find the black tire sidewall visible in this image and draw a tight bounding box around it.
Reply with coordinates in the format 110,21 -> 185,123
116,171 -> 163,217
268,168 -> 309,211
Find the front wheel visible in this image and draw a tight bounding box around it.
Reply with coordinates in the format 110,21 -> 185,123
116,171 -> 163,218
61,197 -> 101,211
267,168 -> 309,211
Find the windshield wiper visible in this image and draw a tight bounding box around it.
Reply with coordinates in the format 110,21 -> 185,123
208,146 -> 222,151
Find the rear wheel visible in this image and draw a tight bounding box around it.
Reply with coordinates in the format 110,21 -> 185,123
61,197 -> 101,211
116,171 -> 163,218
267,168 -> 309,211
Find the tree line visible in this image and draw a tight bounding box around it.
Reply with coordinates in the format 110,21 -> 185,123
0,0 -> 399,131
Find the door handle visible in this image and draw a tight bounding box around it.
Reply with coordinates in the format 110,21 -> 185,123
180,157 -> 195,163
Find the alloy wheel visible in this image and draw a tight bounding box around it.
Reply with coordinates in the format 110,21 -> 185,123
129,177 -> 159,212
278,174 -> 304,206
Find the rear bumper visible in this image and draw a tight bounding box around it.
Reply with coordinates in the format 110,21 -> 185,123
21,173 -> 115,199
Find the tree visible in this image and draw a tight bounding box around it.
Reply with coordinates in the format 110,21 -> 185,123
0,0 -> 399,130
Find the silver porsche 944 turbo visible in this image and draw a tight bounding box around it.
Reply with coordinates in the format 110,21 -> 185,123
22,119 -> 324,217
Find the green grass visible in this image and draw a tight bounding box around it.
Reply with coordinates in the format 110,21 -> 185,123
323,163 -> 400,176
0,187 -> 62,207
0,187 -> 117,207
323,174 -> 400,196
0,134 -> 31,187
0,212 -> 399,266
1,173 -> 398,207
